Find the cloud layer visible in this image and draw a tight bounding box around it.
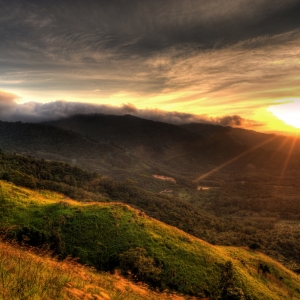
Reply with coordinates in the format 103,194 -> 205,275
2,0 -> 300,56
0,95 -> 257,128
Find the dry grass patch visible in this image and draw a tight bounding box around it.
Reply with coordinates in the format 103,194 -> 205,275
0,240 -> 191,300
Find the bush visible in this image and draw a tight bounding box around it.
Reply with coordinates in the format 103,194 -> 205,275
15,226 -> 49,247
119,247 -> 161,284
219,261 -> 246,300
225,287 -> 245,300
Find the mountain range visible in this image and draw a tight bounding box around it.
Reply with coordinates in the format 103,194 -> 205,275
1,113 -> 299,185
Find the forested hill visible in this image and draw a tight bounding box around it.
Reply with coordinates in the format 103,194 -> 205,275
0,115 -> 300,273
0,120 -> 138,173
181,122 -> 300,156
46,113 -> 293,174
0,149 -> 231,241
0,116 -> 297,185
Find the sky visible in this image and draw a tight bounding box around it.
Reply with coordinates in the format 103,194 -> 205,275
0,0 -> 300,134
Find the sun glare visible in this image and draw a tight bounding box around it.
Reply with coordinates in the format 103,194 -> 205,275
268,100 -> 300,129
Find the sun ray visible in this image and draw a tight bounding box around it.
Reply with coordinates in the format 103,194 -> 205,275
269,135 -> 291,161
193,136 -> 278,182
277,133 -> 299,184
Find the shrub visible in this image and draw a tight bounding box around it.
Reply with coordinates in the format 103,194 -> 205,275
219,261 -> 246,300
119,247 -> 161,284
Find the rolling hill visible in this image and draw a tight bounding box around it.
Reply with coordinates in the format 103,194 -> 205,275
1,115 -> 300,278
1,180 -> 300,299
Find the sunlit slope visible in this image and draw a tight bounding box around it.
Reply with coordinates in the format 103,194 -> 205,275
1,181 -> 300,299
0,241 -> 184,300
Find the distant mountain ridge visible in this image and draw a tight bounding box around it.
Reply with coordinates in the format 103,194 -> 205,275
47,113 -> 201,153
0,120 -> 136,174
0,114 -> 298,184
45,113 -> 293,175
181,122 -> 300,155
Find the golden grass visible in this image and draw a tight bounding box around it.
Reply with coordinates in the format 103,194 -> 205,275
217,246 -> 300,300
0,240 -> 191,300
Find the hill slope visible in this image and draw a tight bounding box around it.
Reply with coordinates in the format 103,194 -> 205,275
1,180 -> 300,299
0,240 -> 187,300
1,115 -> 297,185
181,122 -> 300,156
0,120 -> 139,175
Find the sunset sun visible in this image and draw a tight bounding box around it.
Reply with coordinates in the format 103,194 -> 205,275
268,100 -> 300,130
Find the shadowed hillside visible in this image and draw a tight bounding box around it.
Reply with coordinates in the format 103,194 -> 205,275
46,114 -> 293,179
0,116 -> 297,185
181,122 -> 300,156
0,120 -> 142,174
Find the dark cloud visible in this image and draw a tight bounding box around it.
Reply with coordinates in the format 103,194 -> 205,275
218,115 -> 245,127
1,0 -> 300,61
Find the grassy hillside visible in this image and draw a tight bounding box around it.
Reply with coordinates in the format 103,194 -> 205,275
0,241 -> 187,300
1,181 -> 300,299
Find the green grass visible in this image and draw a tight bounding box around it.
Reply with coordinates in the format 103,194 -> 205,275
1,180 -> 300,299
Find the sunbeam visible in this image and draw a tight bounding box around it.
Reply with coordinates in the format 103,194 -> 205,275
277,133 -> 300,184
269,135 -> 291,161
193,136 -> 278,182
